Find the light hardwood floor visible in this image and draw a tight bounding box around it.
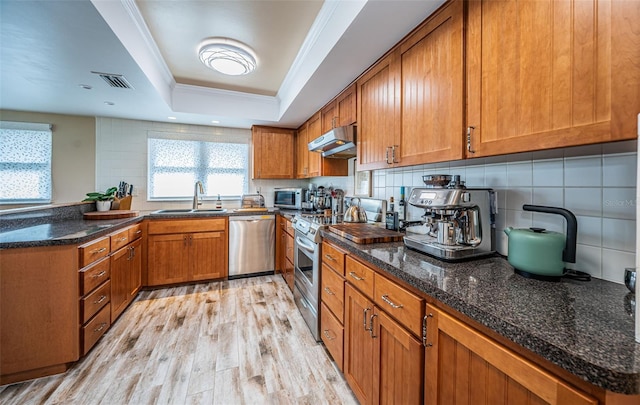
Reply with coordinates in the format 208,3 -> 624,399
0,275 -> 358,405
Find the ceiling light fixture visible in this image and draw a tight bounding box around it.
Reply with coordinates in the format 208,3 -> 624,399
168,116 -> 177,120
211,120 -> 220,124
198,38 -> 257,76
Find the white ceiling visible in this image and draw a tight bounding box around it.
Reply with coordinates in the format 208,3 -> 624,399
0,0 -> 446,129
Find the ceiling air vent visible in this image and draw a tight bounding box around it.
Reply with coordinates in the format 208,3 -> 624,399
91,71 -> 134,89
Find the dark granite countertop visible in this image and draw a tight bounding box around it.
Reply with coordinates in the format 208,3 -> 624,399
321,230 -> 640,395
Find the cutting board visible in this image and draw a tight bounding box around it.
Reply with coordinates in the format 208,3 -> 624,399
83,210 -> 139,220
328,223 -> 404,244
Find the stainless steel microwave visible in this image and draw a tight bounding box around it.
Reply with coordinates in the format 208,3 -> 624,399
274,188 -> 306,210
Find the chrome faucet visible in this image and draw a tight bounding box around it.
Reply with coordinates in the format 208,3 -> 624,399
193,181 -> 204,210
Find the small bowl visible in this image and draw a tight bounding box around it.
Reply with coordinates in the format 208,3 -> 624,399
625,268 -> 636,293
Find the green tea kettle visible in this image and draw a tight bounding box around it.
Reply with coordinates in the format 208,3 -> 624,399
504,205 -> 577,280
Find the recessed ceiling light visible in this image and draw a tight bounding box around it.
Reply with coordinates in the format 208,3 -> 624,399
198,38 -> 257,76
168,116 -> 177,120
104,101 -> 115,106
211,120 -> 220,124
79,84 -> 92,90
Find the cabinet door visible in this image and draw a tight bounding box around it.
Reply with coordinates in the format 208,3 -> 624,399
424,305 -> 597,405
321,101 -> 337,133
466,0 -> 640,157
356,51 -> 399,171
337,83 -> 357,127
251,126 -> 294,179
398,0 -> 464,166
307,113 -> 322,177
344,284 -> 375,405
373,309 -> 423,405
296,124 -> 309,178
128,238 -> 142,298
110,245 -> 130,320
147,233 -> 190,286
190,231 -> 227,281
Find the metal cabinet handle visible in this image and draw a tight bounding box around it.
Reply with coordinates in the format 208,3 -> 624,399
91,247 -> 107,254
94,322 -> 107,333
423,313 -> 433,348
135,230 -> 142,235
324,254 -> 336,262
94,295 -> 107,305
363,307 -> 371,331
385,146 -> 391,165
369,314 -> 378,338
91,270 -> 107,279
467,126 -> 476,154
349,271 -> 364,281
118,236 -> 128,242
381,294 -> 403,309
391,145 -> 398,163
323,329 -> 336,341
323,287 -> 335,296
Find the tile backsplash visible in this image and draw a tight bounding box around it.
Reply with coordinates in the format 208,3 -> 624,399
371,141 -> 638,285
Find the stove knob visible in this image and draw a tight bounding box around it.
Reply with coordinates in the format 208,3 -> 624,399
462,192 -> 471,202
310,229 -> 316,235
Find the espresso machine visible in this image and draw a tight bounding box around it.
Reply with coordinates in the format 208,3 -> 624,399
404,176 -> 497,261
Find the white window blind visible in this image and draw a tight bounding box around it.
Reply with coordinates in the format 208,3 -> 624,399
147,132 -> 249,199
0,121 -> 52,204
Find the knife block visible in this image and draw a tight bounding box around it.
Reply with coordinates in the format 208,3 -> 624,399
112,196 -> 132,210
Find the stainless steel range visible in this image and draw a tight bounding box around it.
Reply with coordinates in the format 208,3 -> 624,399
291,213 -> 332,341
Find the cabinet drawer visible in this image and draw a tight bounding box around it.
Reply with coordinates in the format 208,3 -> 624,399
78,237 -> 110,267
285,219 -> 294,235
81,280 -> 111,324
321,264 -> 345,323
374,274 -> 423,336
110,228 -> 130,251
320,302 -> 344,371
128,223 -> 142,241
322,241 -> 346,276
147,218 -> 226,234
79,257 -> 110,296
345,256 -> 374,299
81,304 -> 110,355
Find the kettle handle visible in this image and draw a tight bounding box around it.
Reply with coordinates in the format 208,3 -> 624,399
523,205 -> 577,264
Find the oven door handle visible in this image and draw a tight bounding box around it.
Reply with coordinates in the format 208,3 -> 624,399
295,236 -> 316,252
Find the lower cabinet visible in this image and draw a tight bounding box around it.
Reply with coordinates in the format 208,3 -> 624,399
146,218 -> 228,286
424,305 -> 597,405
110,237 -> 142,321
278,216 -> 294,291
344,283 -> 424,405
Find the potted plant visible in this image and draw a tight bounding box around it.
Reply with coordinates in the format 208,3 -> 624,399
83,187 -> 118,211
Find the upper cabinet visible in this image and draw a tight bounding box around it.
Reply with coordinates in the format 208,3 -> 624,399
356,0 -> 464,170
465,0 -> 640,157
296,113 -> 349,179
397,0 -> 464,166
251,126 -> 295,179
356,51 -> 400,171
321,83 -> 357,133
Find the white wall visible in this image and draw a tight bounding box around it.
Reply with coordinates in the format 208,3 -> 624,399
372,141 -> 638,285
95,117 -> 350,211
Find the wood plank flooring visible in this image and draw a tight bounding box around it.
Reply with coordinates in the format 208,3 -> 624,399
0,275 -> 358,405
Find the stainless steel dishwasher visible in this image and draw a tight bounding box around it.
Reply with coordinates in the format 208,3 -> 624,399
228,214 -> 275,278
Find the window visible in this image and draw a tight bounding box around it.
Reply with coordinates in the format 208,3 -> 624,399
147,134 -> 249,199
0,121 -> 52,204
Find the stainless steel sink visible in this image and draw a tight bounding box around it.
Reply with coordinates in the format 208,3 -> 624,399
151,209 -> 227,214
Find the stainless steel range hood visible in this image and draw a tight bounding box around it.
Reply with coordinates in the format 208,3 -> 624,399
307,125 -> 356,159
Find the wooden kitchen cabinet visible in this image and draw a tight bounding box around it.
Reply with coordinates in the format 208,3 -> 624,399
296,112 -> 349,178
110,235 -> 142,322
321,83 -> 357,133
146,218 -> 228,286
424,305 -> 597,405
278,216 -> 295,291
320,241 -> 348,370
465,0 -> 640,157
251,125 -> 295,179
356,50 -> 400,171
344,283 -> 424,405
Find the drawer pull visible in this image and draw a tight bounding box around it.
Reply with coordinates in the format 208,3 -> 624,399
94,322 -> 108,333
94,295 -> 107,305
323,329 -> 336,341
323,287 -> 335,296
349,271 -> 364,281
118,236 -> 128,242
90,247 -> 107,254
91,270 -> 107,279
381,294 -> 403,309
324,254 -> 336,262
135,230 -> 142,235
